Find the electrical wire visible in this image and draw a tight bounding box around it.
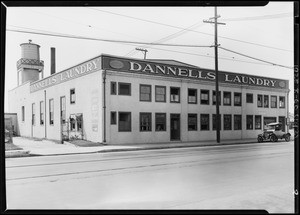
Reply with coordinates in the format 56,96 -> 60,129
219,12 -> 293,22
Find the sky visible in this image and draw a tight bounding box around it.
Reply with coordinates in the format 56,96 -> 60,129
4,2 -> 295,114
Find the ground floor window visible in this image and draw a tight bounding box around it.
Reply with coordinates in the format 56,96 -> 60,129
246,115 -> 253,130
255,115 -> 262,129
224,114 -> 232,130
155,113 -> 166,131
188,114 -> 197,131
213,114 -> 222,130
119,112 -> 131,132
111,112 -> 116,125
234,115 -> 242,130
200,114 -> 209,131
263,117 -> 276,129
140,112 -> 152,131
49,99 -> 54,125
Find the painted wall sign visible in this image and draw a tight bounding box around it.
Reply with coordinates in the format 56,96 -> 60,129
30,57 -> 101,92
102,56 -> 288,89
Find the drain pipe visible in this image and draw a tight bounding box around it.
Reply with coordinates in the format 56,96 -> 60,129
102,70 -> 106,143
44,90 -> 47,139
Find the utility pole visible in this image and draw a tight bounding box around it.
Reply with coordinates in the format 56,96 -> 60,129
203,7 -> 226,143
135,48 -> 148,59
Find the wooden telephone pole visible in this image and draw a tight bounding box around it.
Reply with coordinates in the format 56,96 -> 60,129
203,7 -> 226,143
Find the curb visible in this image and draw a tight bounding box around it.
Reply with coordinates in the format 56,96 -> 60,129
5,150 -> 30,158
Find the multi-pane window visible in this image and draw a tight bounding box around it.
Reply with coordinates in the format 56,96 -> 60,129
234,92 -> 242,106
22,106 -> 25,122
255,115 -> 262,130
246,115 -> 253,130
170,87 -> 180,103
49,99 -> 54,125
188,114 -> 197,131
271,96 -> 277,108
119,112 -> 131,131
188,88 -> 197,104
257,94 -> 263,107
111,112 -> 116,125
140,113 -> 152,131
140,84 -> 151,102
70,114 -> 76,131
60,96 -> 66,124
279,96 -> 285,108
264,95 -> 269,108
223,92 -> 231,106
246,93 -> 253,103
213,91 -> 221,105
200,90 -> 209,105
200,114 -> 209,131
76,114 -> 82,131
234,115 -> 242,130
155,113 -> 166,131
32,103 -> 35,125
40,101 -> 44,125
70,88 -> 76,104
155,86 -> 166,102
224,114 -> 232,130
118,83 -> 131,95
111,82 -> 116,95
213,114 -> 222,130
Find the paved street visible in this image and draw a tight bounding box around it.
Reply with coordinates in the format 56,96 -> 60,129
6,141 -> 294,212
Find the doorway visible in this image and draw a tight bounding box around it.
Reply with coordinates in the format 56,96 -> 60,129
170,114 -> 180,141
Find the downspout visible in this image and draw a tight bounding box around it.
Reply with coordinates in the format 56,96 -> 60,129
44,90 -> 47,139
102,70 -> 106,143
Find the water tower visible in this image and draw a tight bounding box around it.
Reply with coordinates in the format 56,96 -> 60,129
16,40 -> 44,86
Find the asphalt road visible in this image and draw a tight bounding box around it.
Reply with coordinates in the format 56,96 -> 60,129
5,141 -> 295,212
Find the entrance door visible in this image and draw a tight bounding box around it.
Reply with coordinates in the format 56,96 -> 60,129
170,114 -> 180,141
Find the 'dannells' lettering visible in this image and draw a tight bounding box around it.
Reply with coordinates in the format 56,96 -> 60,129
155,65 -> 166,74
143,64 -> 155,73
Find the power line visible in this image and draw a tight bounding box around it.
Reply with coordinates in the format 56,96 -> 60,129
87,8 -> 293,52
219,12 -> 293,22
219,46 -> 293,69
6,28 -> 213,48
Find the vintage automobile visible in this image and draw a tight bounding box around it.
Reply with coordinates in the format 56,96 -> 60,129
257,122 -> 291,142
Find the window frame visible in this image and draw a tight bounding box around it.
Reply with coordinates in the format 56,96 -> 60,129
155,85 -> 166,103
255,115 -> 262,130
49,99 -> 54,125
188,88 -> 197,104
140,84 -> 152,102
155,113 -> 166,131
200,90 -> 209,105
70,88 -> 76,104
223,91 -> 231,106
118,112 -> 132,132
246,115 -> 254,130
223,114 -> 232,130
188,113 -> 197,131
212,91 -> 221,106
234,115 -> 242,130
246,93 -> 253,103
200,114 -> 210,131
234,92 -> 242,106
111,81 -> 117,95
213,114 -> 222,130
118,82 -> 131,96
271,95 -> 277,108
170,87 -> 180,103
263,95 -> 269,108
111,111 -> 117,125
257,94 -> 263,107
32,103 -> 35,126
140,112 -> 152,132
279,96 -> 285,108
40,101 -> 44,125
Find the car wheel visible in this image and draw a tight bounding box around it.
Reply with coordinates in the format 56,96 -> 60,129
270,135 -> 278,142
285,134 -> 290,142
257,136 -> 263,143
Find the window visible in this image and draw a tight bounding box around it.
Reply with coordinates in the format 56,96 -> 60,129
279,96 -> 285,108
224,114 -> 232,130
188,88 -> 197,104
255,115 -> 262,130
70,114 -> 76,131
234,92 -> 242,106
264,95 -> 269,108
22,106 -> 25,122
32,103 -> 35,125
170,87 -> 180,103
200,90 -> 209,105
257,94 -> 263,107
60,96 -> 66,124
271,96 -> 277,108
111,82 -> 116,95
155,86 -> 166,102
188,114 -> 197,131
70,88 -> 76,104
140,113 -> 152,131
140,84 -> 151,102
213,114 -> 221,130
76,114 -> 82,131
223,92 -> 231,106
118,83 -> 131,95
200,114 -> 209,131
49,99 -> 54,125
246,93 -> 253,103
213,91 -> 221,105
40,101 -> 44,125
155,113 -> 166,131
246,115 -> 253,130
111,112 -> 116,125
119,112 -> 131,132
234,115 -> 242,130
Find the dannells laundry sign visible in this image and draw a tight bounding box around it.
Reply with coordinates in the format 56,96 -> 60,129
30,57 -> 101,92
103,56 -> 288,89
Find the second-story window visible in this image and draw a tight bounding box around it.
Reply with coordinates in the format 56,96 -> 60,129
223,91 -> 231,106
271,96 -> 277,108
234,92 -> 242,106
188,88 -> 197,104
70,88 -> 76,104
279,96 -> 285,108
257,94 -> 263,107
118,83 -> 131,96
155,86 -> 166,102
264,95 -> 269,108
170,87 -> 180,103
140,84 -> 151,102
200,90 -> 209,105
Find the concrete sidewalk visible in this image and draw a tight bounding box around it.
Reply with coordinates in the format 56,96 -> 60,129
5,135 -> 294,158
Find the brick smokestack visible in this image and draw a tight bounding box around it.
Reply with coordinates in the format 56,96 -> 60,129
51,47 -> 56,75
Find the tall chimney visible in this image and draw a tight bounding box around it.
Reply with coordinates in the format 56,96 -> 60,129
51,47 -> 56,75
